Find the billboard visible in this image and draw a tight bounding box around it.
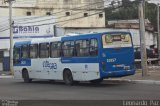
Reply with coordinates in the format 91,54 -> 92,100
0,16 -> 55,49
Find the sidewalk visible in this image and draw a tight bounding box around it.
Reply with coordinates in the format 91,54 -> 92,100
109,67 -> 160,85
0,71 -> 12,76
0,71 -> 13,78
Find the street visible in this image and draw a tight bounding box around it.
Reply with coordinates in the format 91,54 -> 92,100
0,78 -> 160,100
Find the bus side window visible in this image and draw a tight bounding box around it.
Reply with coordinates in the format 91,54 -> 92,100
90,38 -> 98,56
75,42 -> 80,56
39,43 -> 49,58
29,44 -> 38,58
21,45 -> 29,59
50,42 -> 61,58
75,39 -> 90,57
62,41 -> 74,57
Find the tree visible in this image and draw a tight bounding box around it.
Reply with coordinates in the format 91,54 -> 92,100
105,0 -> 158,31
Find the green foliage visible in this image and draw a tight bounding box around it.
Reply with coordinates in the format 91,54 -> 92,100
105,0 -> 158,31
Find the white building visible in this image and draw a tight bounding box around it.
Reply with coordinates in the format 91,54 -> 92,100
0,0 -> 105,27
0,16 -> 56,49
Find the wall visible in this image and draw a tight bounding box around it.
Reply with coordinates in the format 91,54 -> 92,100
0,0 -> 105,27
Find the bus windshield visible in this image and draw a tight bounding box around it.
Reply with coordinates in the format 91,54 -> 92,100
102,33 -> 132,48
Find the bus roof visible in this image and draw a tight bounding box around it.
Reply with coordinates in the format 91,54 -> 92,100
14,31 -> 132,46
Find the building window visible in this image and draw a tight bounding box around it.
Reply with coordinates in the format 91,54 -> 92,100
46,12 -> 51,16
26,11 -> 31,16
84,13 -> 88,17
99,13 -> 103,18
66,12 -> 70,16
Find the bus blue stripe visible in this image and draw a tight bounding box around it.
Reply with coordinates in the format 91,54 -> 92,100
61,57 -> 99,63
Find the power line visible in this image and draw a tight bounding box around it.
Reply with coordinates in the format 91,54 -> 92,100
4,1 -> 104,22
0,1 -> 123,31
2,2 -> 108,29
15,5 -> 104,25
0,11 -> 104,32
14,11 -> 104,27
50,1 -> 104,15
0,25 -> 9,31
0,27 -> 9,33
0,4 -> 122,31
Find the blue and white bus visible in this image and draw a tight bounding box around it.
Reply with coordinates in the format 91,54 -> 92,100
13,32 -> 135,85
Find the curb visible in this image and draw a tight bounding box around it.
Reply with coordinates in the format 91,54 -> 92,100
132,80 -> 160,85
104,79 -> 160,85
0,75 -> 13,79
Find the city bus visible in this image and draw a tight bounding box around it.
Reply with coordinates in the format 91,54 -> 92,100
13,31 -> 135,85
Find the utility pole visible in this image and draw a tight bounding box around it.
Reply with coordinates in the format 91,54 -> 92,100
139,0 -> 148,77
157,4 -> 160,61
4,0 -> 15,75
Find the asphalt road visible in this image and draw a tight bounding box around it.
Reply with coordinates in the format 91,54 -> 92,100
0,78 -> 160,100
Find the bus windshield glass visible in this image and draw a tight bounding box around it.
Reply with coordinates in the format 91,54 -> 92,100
102,33 -> 132,48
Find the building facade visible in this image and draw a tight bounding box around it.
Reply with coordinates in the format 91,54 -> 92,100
0,0 -> 105,27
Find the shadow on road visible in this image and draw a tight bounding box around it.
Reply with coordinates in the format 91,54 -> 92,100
14,79 -> 132,88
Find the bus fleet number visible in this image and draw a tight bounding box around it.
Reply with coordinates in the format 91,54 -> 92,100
107,58 -> 116,63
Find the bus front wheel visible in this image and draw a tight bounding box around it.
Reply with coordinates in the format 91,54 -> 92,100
22,69 -> 32,83
63,70 -> 73,85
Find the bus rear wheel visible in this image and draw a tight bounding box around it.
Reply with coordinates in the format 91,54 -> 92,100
22,70 -> 32,83
90,78 -> 103,84
63,70 -> 73,85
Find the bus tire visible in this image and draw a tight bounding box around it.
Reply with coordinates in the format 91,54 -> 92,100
90,78 -> 103,84
22,69 -> 32,83
63,69 -> 74,85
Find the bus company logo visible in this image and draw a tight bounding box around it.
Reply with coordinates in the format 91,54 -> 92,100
13,26 -> 39,34
43,61 -> 57,70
